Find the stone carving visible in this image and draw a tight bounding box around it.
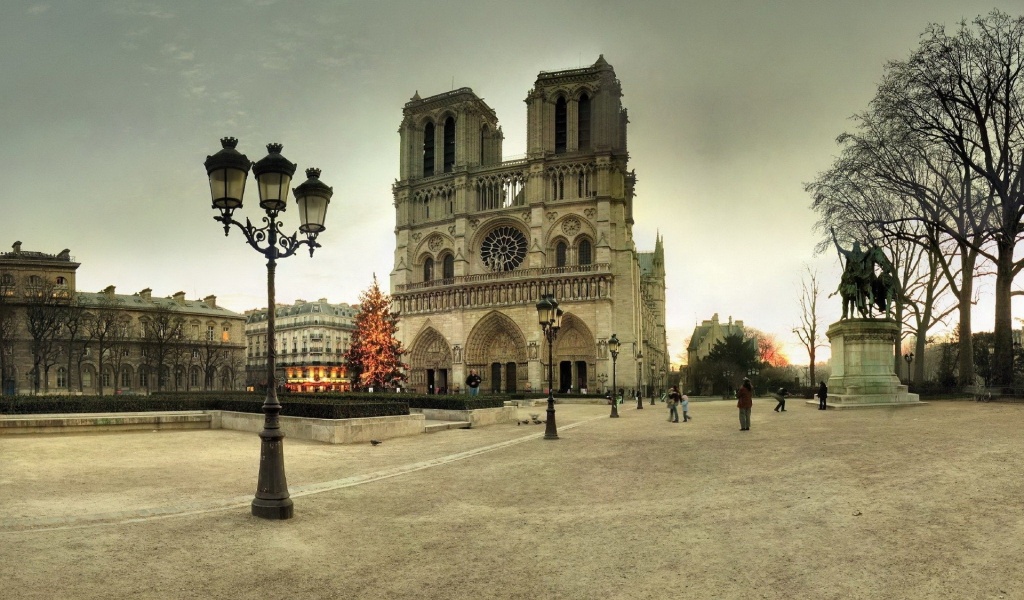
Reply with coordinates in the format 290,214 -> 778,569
546,211 -> 558,222
428,234 -> 443,252
561,217 -> 581,237
411,232 -> 421,242
522,211 -> 531,223
528,341 -> 539,360
584,208 -> 597,219
469,218 -> 480,229
453,345 -> 463,363
448,225 -> 456,235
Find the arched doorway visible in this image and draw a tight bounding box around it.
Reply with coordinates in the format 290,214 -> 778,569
408,326 -> 453,394
552,313 -> 596,394
466,311 -> 528,393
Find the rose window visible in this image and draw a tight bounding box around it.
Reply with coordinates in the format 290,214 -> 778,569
480,226 -> 528,272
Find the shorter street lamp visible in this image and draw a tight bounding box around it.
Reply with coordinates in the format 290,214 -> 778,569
637,350 -> 645,409
660,366 -> 666,395
597,372 -> 608,393
204,138 -> 333,520
608,334 -> 620,418
903,352 -> 914,385
536,294 -> 563,440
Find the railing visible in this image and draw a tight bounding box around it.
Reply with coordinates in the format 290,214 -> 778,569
395,263 -> 610,292
394,271 -> 613,316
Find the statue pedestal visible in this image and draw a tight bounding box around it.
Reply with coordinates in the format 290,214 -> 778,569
816,319 -> 925,409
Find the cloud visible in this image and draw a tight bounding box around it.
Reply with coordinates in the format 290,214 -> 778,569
27,3 -> 49,14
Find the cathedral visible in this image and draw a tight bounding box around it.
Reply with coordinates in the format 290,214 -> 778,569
390,56 -> 668,395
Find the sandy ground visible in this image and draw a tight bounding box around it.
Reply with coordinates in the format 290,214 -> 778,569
1,398 -> 1022,599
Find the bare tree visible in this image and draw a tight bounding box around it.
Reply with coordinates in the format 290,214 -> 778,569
23,277 -> 70,394
61,295 -> 89,393
0,275 -> 15,395
140,305 -> 184,392
84,295 -> 122,396
793,266 -> 826,386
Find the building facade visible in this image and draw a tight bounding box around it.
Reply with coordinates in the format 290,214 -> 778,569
0,242 -> 246,395
244,298 -> 358,392
390,57 -> 669,395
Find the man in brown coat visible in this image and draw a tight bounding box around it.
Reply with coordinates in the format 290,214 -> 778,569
737,377 -> 753,431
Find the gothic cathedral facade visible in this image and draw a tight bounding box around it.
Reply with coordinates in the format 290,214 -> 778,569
390,57 -> 668,395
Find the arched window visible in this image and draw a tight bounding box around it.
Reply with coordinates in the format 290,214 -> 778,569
555,97 -> 567,153
422,122 -> 435,176
424,257 -> 434,282
480,125 -> 488,164
556,242 -> 568,268
578,239 -> 592,265
56,367 -> 67,388
442,254 -> 455,280
578,93 -> 591,150
443,116 -> 456,173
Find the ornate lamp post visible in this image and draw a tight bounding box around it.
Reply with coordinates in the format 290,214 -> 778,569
660,366 -> 666,395
903,352 -> 914,385
536,293 -> 563,440
608,334 -> 620,418
636,350 -> 645,409
204,138 -> 333,520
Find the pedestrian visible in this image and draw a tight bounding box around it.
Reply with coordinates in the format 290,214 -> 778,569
773,387 -> 790,412
465,369 -> 481,396
737,377 -> 753,431
817,381 -> 828,410
667,386 -> 681,422
618,388 -> 625,405
681,393 -> 690,422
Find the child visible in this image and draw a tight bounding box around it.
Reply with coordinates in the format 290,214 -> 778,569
681,394 -> 690,422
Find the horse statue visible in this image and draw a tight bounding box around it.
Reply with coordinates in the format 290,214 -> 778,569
832,230 -> 900,320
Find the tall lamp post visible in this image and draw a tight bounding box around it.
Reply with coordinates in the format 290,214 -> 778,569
637,350 -> 645,409
608,334 -> 620,418
903,352 -> 914,386
536,294 -> 563,440
660,366 -> 666,395
204,138 -> 333,520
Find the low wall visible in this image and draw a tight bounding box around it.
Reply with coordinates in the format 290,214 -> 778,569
0,411 -> 214,435
412,406 -> 518,427
218,411 -> 426,444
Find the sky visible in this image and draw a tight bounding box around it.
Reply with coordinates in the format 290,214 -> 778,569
2,0 -> 1015,366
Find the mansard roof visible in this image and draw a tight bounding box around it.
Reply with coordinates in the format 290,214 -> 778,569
77,291 -> 242,319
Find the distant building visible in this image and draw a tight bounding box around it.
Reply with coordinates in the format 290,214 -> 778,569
0,242 -> 246,395
686,313 -> 745,365
244,299 -> 358,392
389,56 -> 670,395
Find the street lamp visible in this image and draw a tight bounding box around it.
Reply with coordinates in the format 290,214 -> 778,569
597,372 -> 608,393
608,334 -> 620,418
903,352 -> 914,385
660,366 -> 666,395
536,293 -> 563,439
204,138 -> 333,520
635,349 -> 645,409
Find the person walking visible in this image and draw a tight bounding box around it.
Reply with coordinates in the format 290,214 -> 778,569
817,381 -> 828,410
617,388 -> 625,405
681,393 -> 690,422
737,377 -> 753,431
465,370 -> 481,396
773,387 -> 790,412
667,386 -> 681,422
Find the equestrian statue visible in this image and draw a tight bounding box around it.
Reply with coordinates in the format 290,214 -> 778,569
831,228 -> 899,320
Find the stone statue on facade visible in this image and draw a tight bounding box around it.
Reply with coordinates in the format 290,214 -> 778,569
831,228 -> 899,320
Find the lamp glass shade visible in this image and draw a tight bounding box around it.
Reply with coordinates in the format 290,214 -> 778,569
294,168 -> 334,234
257,171 -> 292,212
608,334 -> 620,353
536,295 -> 553,326
553,308 -> 564,329
209,167 -> 247,209
204,137 -> 250,210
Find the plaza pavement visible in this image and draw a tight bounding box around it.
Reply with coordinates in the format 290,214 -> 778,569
1,398 -> 1022,599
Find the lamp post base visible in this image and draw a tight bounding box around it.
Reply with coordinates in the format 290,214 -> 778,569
251,428 -> 294,520
544,394 -> 558,439
636,395 -> 643,410
252,497 -> 294,520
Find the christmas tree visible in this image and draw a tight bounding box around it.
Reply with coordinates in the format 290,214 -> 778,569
345,275 -> 408,391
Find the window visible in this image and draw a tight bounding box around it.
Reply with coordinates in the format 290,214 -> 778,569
192,349 -> 200,359
556,242 -> 568,268
424,257 -> 434,282
578,239 -> 593,265
442,254 -> 455,280
552,171 -> 565,200
578,93 -> 591,150
443,116 -> 456,173
57,367 -> 67,388
56,276 -> 67,286
190,369 -> 199,387
206,325 -> 215,341
82,371 -> 93,388
422,122 -> 435,176
175,370 -> 183,388
480,226 -> 528,272
222,326 -> 230,342
102,370 -> 111,387
121,370 -> 131,388
140,368 -> 149,388
555,97 -> 567,153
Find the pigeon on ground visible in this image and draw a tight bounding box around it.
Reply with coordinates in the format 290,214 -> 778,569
370,440 -> 382,446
